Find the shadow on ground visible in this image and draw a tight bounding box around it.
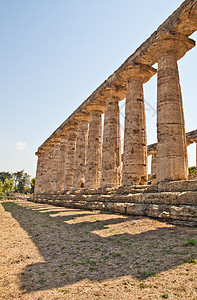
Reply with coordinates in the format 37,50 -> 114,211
2,201 -> 197,292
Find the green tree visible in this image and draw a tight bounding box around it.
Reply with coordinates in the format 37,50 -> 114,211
0,171 -> 12,184
0,181 -> 4,193
13,170 -> 24,190
13,170 -> 31,193
3,178 -> 14,193
30,178 -> 35,194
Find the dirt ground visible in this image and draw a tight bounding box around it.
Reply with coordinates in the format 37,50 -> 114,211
0,200 -> 196,300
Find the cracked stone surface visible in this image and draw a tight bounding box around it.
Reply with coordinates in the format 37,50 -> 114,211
64,127 -> 78,190
101,98 -> 122,188
85,110 -> 103,189
73,120 -> 89,189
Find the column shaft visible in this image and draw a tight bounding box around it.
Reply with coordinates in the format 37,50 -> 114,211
51,142 -> 61,192
57,135 -> 68,191
157,53 -> 188,181
123,78 -> 147,185
73,120 -> 89,189
151,150 -> 157,184
64,127 -> 78,190
45,147 -> 54,192
34,154 -> 44,193
151,152 -> 157,176
85,110 -> 103,188
101,98 -> 121,188
196,142 -> 197,179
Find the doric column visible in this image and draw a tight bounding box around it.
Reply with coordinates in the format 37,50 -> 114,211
85,103 -> 105,189
101,97 -> 121,188
73,114 -> 89,189
45,143 -> 55,192
57,130 -> 68,191
64,124 -> 78,190
41,148 -> 49,193
51,139 -> 61,192
34,152 -> 44,194
152,33 -> 194,182
192,138 -> 197,179
122,64 -> 156,186
148,149 -> 157,184
196,142 -> 197,179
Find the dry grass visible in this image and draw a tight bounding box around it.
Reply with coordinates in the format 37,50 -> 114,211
0,200 -> 197,300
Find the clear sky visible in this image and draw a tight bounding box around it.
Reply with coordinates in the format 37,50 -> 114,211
0,0 -> 196,178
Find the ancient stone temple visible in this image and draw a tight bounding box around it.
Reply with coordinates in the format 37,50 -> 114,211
34,0 -> 197,226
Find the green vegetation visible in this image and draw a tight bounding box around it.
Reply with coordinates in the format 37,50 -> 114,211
183,239 -> 196,246
189,166 -> 196,175
0,170 -> 35,198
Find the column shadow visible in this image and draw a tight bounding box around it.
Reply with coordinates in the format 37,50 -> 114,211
2,201 -> 197,293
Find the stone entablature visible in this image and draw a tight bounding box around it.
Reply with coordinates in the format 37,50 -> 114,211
148,129 -> 197,154
36,0 -> 197,155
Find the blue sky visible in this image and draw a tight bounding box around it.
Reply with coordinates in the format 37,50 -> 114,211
0,0 -> 196,177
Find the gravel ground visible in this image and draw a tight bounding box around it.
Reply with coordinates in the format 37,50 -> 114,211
0,200 -> 197,299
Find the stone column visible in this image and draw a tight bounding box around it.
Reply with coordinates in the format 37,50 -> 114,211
51,140 -> 61,192
45,144 -> 55,193
73,115 -> 89,189
153,33 -> 194,182
57,131 -> 68,191
196,142 -> 197,179
64,124 -> 78,190
101,97 -> 122,188
41,148 -> 49,193
34,153 -> 44,194
122,65 -> 156,186
151,151 -> 157,179
149,149 -> 157,184
85,103 -> 105,189
191,139 -> 197,179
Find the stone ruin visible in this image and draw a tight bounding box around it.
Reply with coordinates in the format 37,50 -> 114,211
33,0 -> 197,226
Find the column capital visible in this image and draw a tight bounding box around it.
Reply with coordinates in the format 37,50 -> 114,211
101,83 -> 125,101
73,112 -> 90,123
85,101 -> 105,114
35,151 -> 45,157
67,122 -> 78,131
148,149 -> 157,156
116,63 -> 156,85
148,32 -> 195,61
186,138 -> 193,146
190,138 -> 197,144
59,127 -> 68,137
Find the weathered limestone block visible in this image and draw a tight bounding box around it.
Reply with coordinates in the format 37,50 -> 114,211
85,104 -> 104,189
101,97 -> 122,188
51,141 -> 61,192
154,33 -> 194,182
64,125 -> 78,190
142,192 -> 179,205
57,133 -> 68,191
122,64 -> 156,186
73,116 -> 89,189
105,202 -> 127,214
157,180 -> 197,192
170,206 -> 197,219
147,204 -> 159,218
177,191 -> 197,205
126,203 -> 147,215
